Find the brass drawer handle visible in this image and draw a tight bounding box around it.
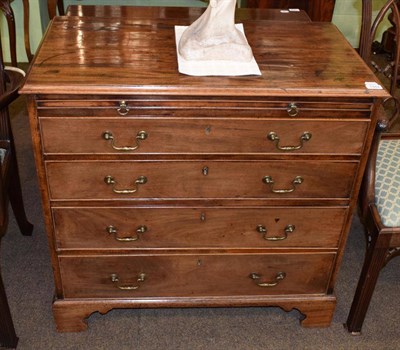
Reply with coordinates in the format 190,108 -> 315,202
287,102 -> 298,117
117,100 -> 130,115
262,175 -> 303,194
110,273 -> 146,290
267,131 -> 312,151
249,272 -> 286,287
103,130 -> 148,151
107,225 -> 147,242
104,175 -> 147,194
256,224 -> 295,241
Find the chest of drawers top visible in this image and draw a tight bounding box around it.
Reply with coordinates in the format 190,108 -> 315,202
21,16 -> 387,99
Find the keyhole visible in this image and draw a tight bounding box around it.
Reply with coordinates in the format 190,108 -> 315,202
202,166 -> 209,176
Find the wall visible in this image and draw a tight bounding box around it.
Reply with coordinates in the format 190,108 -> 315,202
332,0 -> 389,47
0,0 -> 393,63
0,0 -> 44,63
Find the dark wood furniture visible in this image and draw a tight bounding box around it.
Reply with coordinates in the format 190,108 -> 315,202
0,0 -> 33,65
345,126 -> 400,335
359,0 -> 400,97
47,0 -> 64,19
246,0 -> 336,21
20,7 -> 388,332
65,4 -> 311,22
49,0 -> 321,21
380,6 -> 400,55
0,39 -> 33,348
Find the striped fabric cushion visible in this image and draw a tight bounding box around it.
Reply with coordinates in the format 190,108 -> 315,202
375,139 -> 400,227
0,148 -> 6,164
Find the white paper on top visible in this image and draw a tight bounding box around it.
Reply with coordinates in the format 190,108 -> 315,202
174,24 -> 262,77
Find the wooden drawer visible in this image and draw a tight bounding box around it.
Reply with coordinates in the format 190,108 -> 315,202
59,253 -> 335,298
39,117 -> 368,155
53,207 -> 346,249
53,207 -> 347,249
46,160 -> 358,200
36,99 -> 373,118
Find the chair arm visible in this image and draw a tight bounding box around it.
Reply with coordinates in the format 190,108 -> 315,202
0,67 -> 25,110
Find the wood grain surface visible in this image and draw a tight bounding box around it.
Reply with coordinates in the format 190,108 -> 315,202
21,16 -> 387,98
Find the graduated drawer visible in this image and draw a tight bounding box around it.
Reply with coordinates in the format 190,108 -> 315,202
52,207 -> 346,249
59,253 -> 335,298
39,117 -> 369,155
46,160 -> 358,200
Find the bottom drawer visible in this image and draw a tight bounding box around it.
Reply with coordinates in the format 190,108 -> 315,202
59,253 -> 335,298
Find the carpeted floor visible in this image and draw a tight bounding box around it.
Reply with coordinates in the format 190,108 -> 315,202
1,93 -> 400,350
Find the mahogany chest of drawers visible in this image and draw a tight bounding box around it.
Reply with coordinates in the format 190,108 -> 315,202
20,13 -> 388,332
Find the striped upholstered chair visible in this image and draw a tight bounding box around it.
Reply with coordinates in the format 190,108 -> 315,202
346,127 -> 400,334
345,0 -> 400,335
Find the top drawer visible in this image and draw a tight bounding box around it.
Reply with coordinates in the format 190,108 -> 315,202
37,98 -> 372,156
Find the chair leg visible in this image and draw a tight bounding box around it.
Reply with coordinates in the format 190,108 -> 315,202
345,231 -> 392,334
7,130 -> 33,236
0,272 -> 18,349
